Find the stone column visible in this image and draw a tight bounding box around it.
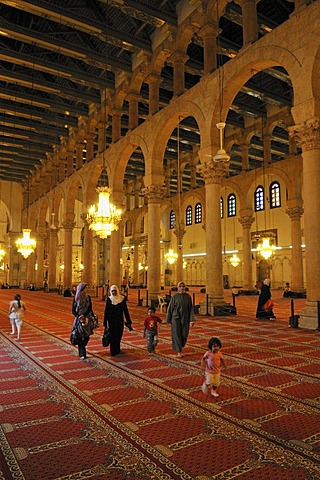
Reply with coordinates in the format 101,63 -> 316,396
289,118 -> 320,328
263,133 -> 272,166
86,133 -> 95,162
190,165 -> 197,189
240,0 -> 259,47
98,121 -> 107,153
109,192 -> 124,287
82,220 -> 94,286
132,237 -> 140,286
198,22 -> 220,74
76,142 -> 84,170
286,206 -> 304,292
63,219 -> 75,288
145,74 -> 161,116
238,213 -> 255,289
174,223 -> 186,283
27,254 -> 36,285
141,184 -> 166,301
168,52 -> 189,97
198,160 -> 228,306
66,150 -> 74,176
48,227 -> 58,289
35,232 -> 46,287
127,93 -> 140,130
112,109 -> 122,143
241,143 -> 249,171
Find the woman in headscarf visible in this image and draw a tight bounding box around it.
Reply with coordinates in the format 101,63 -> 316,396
166,281 -> 195,358
104,284 -> 133,356
72,282 -> 93,360
256,278 -> 275,319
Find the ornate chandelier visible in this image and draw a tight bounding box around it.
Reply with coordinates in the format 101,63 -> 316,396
230,253 -> 240,267
16,229 -> 36,259
165,248 -> 178,265
257,238 -> 276,260
87,186 -> 122,239
0,247 -> 5,262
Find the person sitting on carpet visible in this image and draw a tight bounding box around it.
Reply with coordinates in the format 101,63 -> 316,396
72,282 -> 93,360
8,293 -> 26,340
103,284 -> 133,356
201,337 -> 227,398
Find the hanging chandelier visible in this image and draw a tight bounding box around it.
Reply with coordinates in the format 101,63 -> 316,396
230,253 -> 240,267
16,229 -> 36,259
257,238 -> 276,260
0,247 -> 5,262
165,248 -> 178,265
87,186 -> 122,239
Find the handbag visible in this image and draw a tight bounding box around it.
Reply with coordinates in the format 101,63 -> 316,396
70,318 -> 83,345
89,312 -> 99,330
264,299 -> 274,311
102,327 -> 110,347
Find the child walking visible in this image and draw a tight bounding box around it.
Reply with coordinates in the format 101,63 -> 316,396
201,337 -> 227,397
143,306 -> 162,354
8,294 -> 26,341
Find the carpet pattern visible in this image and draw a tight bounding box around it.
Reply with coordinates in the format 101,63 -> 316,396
0,288 -> 319,480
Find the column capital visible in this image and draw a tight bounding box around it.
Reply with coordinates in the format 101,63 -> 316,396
198,22 -> 221,39
62,220 -> 76,231
141,185 -> 166,203
167,51 -> 189,66
286,206 -> 304,220
197,160 -> 228,185
289,118 -> 320,152
238,215 -> 255,229
174,223 -> 186,244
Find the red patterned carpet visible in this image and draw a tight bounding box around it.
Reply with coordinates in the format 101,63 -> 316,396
0,288 -> 319,480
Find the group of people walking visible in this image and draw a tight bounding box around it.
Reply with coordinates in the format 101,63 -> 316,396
6,277 -> 276,398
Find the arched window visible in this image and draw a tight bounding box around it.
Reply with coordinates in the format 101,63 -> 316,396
169,210 -> 175,229
186,205 -> 192,226
227,194 -> 236,217
195,202 -> 202,224
255,186 -> 264,211
125,220 -> 132,237
220,197 -> 224,219
270,181 -> 281,208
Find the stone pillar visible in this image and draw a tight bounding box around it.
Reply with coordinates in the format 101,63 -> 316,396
198,22 -> 220,74
109,192 -> 124,287
174,223 -> 186,283
238,213 -> 255,289
263,133 -> 272,166
82,220 -> 94,286
86,133 -> 95,162
286,206 -> 304,292
241,143 -> 249,171
289,135 -> 297,155
35,232 -> 46,287
132,238 -> 140,286
145,74 -> 161,116
134,185 -> 140,208
190,165 -> 197,189
169,52 -> 189,97
27,254 -> 36,285
63,219 -> 75,287
98,121 -> 107,153
127,93 -> 140,130
48,228 -> 58,289
289,118 -> 320,328
240,0 -> 259,47
198,160 -> 228,307
142,184 -> 166,301
66,150 -> 74,176
76,142 -> 84,170
112,109 -> 122,143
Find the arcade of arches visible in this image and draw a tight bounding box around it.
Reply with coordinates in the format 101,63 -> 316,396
1,1 -> 320,329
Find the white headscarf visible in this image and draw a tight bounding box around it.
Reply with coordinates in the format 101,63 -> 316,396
109,285 -> 124,305
263,278 -> 271,286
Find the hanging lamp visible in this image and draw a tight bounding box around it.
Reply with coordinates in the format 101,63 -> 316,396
87,186 -> 122,239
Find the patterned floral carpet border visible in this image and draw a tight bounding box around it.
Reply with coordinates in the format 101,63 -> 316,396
0,289 -> 319,480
